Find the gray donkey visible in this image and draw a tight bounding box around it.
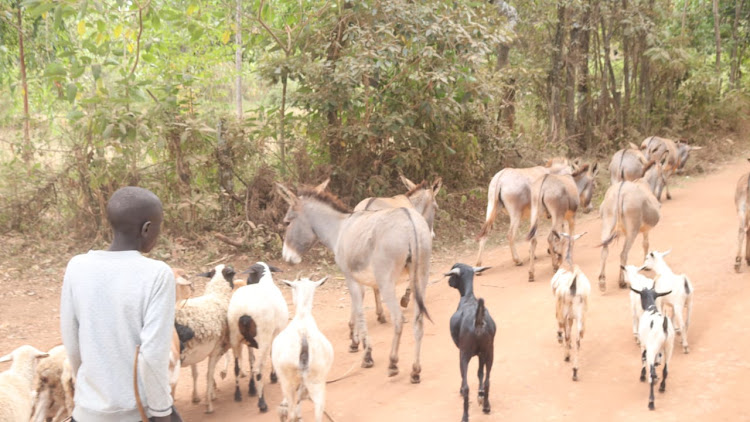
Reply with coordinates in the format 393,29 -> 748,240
597,180 -> 661,291
609,146 -> 666,200
476,159 -> 597,267
354,175 -> 442,323
277,179 -> 432,383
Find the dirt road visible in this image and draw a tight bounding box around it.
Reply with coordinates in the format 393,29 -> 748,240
3,157 -> 749,421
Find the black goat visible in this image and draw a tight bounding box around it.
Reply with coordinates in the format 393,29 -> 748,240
446,263 -> 496,422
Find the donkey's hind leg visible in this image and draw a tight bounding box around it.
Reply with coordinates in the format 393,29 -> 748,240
348,279 -> 373,368
378,267 -> 405,377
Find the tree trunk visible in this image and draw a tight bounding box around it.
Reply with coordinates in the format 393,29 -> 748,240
622,0 -> 630,131
565,9 -> 580,141
216,119 -> 235,218
235,0 -> 242,120
730,0 -> 745,87
713,0 -> 722,73
681,0 -> 689,37
325,4 -> 351,168
576,1 -> 593,150
601,10 -> 621,134
549,2 -> 566,143
279,70 -> 288,176
17,3 -> 31,162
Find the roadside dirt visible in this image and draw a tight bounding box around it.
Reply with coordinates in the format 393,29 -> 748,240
2,157 -> 749,421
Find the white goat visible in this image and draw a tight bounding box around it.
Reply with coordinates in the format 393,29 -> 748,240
642,250 -> 694,353
549,232 -> 590,381
272,277 -> 333,422
227,262 -> 287,413
30,345 -> 75,422
174,264 -> 236,414
630,285 -> 675,410
621,264 -> 655,344
0,345 -> 49,422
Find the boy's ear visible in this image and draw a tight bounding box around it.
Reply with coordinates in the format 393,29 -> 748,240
141,220 -> 152,236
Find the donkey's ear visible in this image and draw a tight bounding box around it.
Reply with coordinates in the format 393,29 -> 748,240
314,178 -> 330,193
276,183 -> 298,205
315,276 -> 329,287
690,146 -> 702,151
550,230 -> 560,240
591,162 -> 599,175
400,175 -> 417,190
620,264 -> 627,271
432,177 -> 443,195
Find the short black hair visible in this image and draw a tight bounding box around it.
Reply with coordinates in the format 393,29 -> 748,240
106,187 -> 163,234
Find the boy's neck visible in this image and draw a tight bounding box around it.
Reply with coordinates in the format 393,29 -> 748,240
108,233 -> 143,252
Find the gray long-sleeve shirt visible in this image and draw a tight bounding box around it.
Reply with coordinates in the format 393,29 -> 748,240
61,250 -> 175,421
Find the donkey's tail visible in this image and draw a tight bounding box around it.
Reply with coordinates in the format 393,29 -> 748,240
527,175 -> 549,241
401,208 -> 432,323
478,170 -> 505,240
599,182 -> 626,247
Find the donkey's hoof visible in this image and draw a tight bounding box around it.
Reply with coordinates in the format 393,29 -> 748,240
349,343 -> 359,353
388,364 -> 399,377
205,408 -> 214,414
258,398 -> 268,413
377,314 -> 387,324
598,278 -> 606,292
270,371 -> 278,384
738,264 -> 744,273
528,274 -> 534,282
410,364 -> 421,383
362,352 -> 374,368
192,397 -> 201,404
564,355 -> 570,362
572,368 -> 578,381
618,280 -> 627,288
400,295 -> 410,308
234,387 -> 242,402
557,331 -> 563,344
683,346 -> 690,354
483,406 -> 491,415
410,372 -> 421,384
514,260 -> 523,267
648,402 -> 655,410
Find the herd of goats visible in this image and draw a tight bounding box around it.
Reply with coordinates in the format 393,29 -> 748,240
3,135 -> 750,422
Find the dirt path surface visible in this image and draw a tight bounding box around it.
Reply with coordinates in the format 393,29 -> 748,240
3,157 -> 749,421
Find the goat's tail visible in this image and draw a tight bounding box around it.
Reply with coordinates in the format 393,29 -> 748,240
475,298 -> 486,330
527,175 -> 549,241
299,334 -> 309,373
478,171 -> 505,240
238,315 -> 259,348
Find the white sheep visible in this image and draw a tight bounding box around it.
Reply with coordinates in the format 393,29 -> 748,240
227,262 -> 287,413
174,264 -> 236,414
30,345 -> 75,422
549,232 -> 590,381
621,264 -> 655,344
630,285 -> 675,410
272,277 -> 333,422
642,250 -> 694,353
0,345 -> 50,422
168,267 -> 194,398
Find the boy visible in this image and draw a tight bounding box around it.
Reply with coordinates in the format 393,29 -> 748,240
61,186 -> 178,421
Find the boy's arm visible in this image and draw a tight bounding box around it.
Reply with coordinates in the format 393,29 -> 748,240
139,267 -> 176,417
60,269 -> 81,374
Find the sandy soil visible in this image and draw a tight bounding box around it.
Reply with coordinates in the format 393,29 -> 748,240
2,157 -> 750,422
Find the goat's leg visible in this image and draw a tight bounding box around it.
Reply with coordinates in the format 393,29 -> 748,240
555,300 -> 565,344
572,318 -> 581,381
508,209 -> 523,266
191,364 -> 200,403
378,273 -> 404,377
618,229 -> 638,288
482,351 -> 493,414
248,346 -> 257,396
205,353 -> 220,413
277,376 -> 296,422
564,317 -> 572,362
528,235 -> 537,282
639,349 -> 647,382
745,225 -> 750,265
372,287 -> 387,324
255,342 -> 271,412
459,352 -> 470,422
659,362 -> 668,393
233,347 -> 242,402
348,280 -> 373,368
673,302 -> 689,353
648,363 -> 657,410
306,382 -> 327,422
477,356 -> 486,406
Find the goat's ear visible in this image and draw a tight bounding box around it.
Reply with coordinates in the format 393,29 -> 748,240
638,264 -> 649,272
0,353 -> 11,363
276,183 -> 298,205
620,264 -> 627,271
629,287 -> 642,295
267,265 -> 283,273
432,177 -> 443,195
473,266 -> 491,275
551,230 -> 560,240
314,178 -> 330,193
280,279 -> 294,288
655,290 -> 672,298
573,231 -> 587,241
444,267 -> 461,277
629,142 -> 639,150
400,175 -> 417,190
315,276 -> 329,287
240,266 -> 256,275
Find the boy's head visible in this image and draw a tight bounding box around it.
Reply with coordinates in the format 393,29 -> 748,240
106,187 -> 163,253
